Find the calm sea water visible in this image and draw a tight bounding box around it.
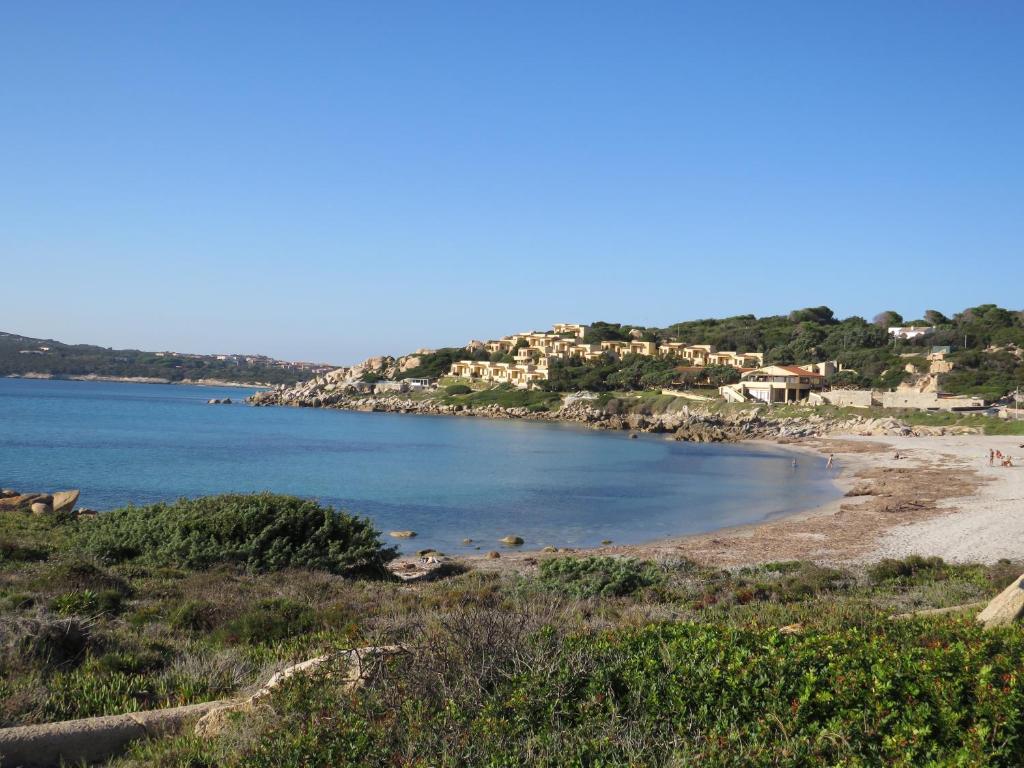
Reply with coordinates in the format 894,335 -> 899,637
0,378 -> 839,554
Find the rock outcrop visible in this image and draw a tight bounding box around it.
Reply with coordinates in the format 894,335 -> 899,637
977,574 -> 1024,629
0,490 -> 82,516
248,377 -> 980,442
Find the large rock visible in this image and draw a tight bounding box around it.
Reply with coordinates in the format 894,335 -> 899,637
51,490 -> 80,515
977,574 -> 1024,629
0,493 -> 51,512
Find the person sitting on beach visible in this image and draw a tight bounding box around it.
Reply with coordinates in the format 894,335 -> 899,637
1003,456 -> 1015,467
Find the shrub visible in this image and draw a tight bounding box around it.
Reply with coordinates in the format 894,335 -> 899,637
215,598 -> 316,645
182,620 -> 1024,767
869,555 -> 948,584
168,599 -> 217,632
445,384 -> 472,395
51,589 -> 124,617
1,612 -> 90,670
75,493 -> 397,575
538,557 -> 661,598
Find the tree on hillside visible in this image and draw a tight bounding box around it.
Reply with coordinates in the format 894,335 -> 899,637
924,309 -> 950,326
872,311 -> 903,328
787,306 -> 836,325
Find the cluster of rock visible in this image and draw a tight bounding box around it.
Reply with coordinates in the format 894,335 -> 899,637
206,397 -> 232,405
0,488 -> 88,516
249,351 -> 433,407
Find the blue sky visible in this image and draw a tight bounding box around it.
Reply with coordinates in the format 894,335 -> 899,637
2,2 -> 1022,363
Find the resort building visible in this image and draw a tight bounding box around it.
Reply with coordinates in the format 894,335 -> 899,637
719,365 -> 826,404
449,323 -> 770,389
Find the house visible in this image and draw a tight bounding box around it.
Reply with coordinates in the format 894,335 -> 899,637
889,326 -> 935,341
719,365 -> 826,404
552,323 -> 589,339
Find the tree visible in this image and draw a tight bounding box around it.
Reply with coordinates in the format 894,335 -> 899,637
703,364 -> 741,387
872,311 -> 904,328
923,309 -> 950,326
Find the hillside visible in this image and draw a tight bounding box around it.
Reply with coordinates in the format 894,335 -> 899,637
0,331 -> 332,387
265,304 -> 1024,402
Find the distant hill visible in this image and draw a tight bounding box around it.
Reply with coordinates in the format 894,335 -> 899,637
0,331 -> 333,386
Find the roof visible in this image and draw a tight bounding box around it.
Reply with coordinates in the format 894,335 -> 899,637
743,365 -> 825,378
781,365 -> 824,376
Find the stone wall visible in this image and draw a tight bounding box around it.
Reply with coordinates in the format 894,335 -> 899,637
808,390 -> 874,408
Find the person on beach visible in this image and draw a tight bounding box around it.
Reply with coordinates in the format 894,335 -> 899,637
826,453 -> 834,469
989,449 -> 995,466
792,458 -> 798,469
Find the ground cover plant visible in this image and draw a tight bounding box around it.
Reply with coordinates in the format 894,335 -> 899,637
2,504 -> 1023,766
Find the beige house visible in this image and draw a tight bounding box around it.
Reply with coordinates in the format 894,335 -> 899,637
720,365 -> 826,404
552,323 -> 589,339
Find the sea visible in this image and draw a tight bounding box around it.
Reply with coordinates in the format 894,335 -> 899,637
0,378 -> 840,554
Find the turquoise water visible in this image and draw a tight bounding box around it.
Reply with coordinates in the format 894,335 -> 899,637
0,378 -> 839,554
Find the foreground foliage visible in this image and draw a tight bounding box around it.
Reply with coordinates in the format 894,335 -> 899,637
75,493 -> 396,575
2,505 -> 1023,766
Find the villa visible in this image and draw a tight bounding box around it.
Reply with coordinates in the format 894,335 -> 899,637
719,365 -> 826,404
448,323 -> 773,389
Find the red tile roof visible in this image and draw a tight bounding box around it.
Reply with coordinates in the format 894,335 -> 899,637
778,365 -> 824,377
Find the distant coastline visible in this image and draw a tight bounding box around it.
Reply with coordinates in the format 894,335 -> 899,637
5,372 -> 269,389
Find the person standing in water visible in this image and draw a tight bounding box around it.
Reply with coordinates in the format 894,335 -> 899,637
826,453 -> 834,469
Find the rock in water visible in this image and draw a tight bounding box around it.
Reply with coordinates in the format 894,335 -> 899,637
500,535 -> 524,546
51,490 -> 80,514
388,530 -> 417,539
977,574 -> 1024,629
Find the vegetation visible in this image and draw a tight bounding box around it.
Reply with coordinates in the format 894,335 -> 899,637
531,303 -> 1024,398
0,331 -> 317,385
1,506 -> 1023,765
442,384 -> 563,412
75,493 -> 396,575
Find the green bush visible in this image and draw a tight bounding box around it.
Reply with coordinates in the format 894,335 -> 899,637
75,493 -> 397,575
168,599 -> 217,632
869,555 -> 948,584
216,598 -> 316,645
445,384 -> 472,395
538,557 -> 661,598
51,589 -> 124,617
180,620 -> 1024,767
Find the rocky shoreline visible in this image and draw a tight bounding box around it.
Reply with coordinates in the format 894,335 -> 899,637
249,387 -> 981,441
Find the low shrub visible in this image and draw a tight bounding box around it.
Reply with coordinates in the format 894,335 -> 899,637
0,612 -> 90,671
51,589 -> 124,617
75,493 -> 397,575
215,598 -> 316,645
869,555 -> 948,584
538,557 -> 661,598
444,384 -> 472,395
168,599 -> 217,632
168,620 -> 1024,767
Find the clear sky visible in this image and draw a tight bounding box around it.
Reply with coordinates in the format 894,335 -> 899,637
2,2 -> 1022,364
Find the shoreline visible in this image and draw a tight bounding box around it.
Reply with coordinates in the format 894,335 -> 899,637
4,373 -> 272,389
465,432 -> 1024,572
